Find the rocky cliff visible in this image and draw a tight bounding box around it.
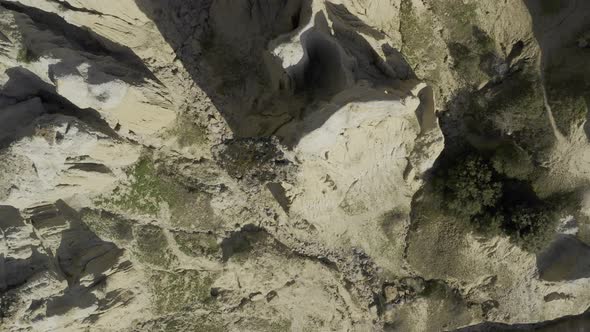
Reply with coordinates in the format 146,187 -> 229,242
1,0 -> 589,331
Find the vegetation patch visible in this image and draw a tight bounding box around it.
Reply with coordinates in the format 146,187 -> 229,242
148,269 -> 216,314
96,153 -> 223,232
491,142 -> 535,181
160,316 -> 223,332
242,318 -> 293,332
173,231 -> 220,258
419,55 -> 581,252
446,72 -> 554,155
133,224 -> 178,268
430,0 -> 479,42
95,155 -> 180,216
447,26 -> 496,84
429,0 -> 497,84
214,138 -> 289,182
431,150 -> 560,251
545,69 -> 589,137
168,115 -> 209,148
16,46 -> 39,63
170,191 -> 219,229
399,0 -> 441,82
81,209 -> 133,243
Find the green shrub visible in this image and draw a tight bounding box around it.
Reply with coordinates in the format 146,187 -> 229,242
506,205 -> 554,251
545,70 -> 589,136
491,143 -> 534,180
442,155 -> 502,218
434,152 -> 556,252
458,72 -> 554,154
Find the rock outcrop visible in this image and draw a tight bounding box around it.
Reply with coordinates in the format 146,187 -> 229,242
1,0 -> 590,331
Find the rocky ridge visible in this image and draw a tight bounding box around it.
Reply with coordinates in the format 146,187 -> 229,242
0,0 -> 589,331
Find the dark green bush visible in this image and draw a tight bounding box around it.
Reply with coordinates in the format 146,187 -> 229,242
506,205 -> 554,251
491,143 -> 534,180
442,155 -> 502,218
435,152 -> 556,251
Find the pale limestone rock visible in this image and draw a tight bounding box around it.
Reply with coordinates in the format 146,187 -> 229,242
1,0 -> 590,331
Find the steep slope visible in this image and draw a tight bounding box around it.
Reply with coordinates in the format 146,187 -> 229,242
1,1 -> 589,331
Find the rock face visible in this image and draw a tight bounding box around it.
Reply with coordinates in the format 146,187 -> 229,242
1,0 -> 590,331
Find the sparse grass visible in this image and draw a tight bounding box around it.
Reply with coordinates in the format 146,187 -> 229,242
400,0 -> 496,85
133,224 -> 178,267
431,1 -> 479,42
95,154 -> 181,216
95,153 -> 222,231
173,231 -> 219,257
399,0 -> 441,81
428,1 -> 499,84
0,293 -> 15,322
81,209 -> 133,243
148,269 -> 216,314
244,318 -> 293,332
162,317 -> 224,332
487,76 -> 552,151
169,116 -> 209,148
447,28 -> 496,83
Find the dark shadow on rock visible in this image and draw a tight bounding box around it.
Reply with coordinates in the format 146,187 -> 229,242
536,234 -> 590,281
273,8 -> 419,147
44,274 -> 133,318
0,206 -> 50,293
0,248 -> 49,292
0,205 -> 25,231
53,201 -> 124,286
382,44 -> 415,81
220,224 -> 291,262
133,0 -> 418,147
324,2 -> 385,40
25,201 -> 124,287
220,224 -> 264,262
0,206 -> 129,319
326,4 -> 408,85
0,0 -> 159,86
454,307 -> 590,331
45,284 -> 98,317
134,0 -> 311,139
293,12 -> 349,99
266,182 -> 290,213
0,67 -> 120,149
